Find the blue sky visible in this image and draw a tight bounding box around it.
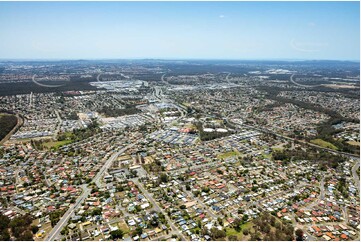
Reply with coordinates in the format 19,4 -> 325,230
0,1 -> 359,60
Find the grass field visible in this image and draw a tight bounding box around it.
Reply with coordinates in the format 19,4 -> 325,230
241,222 -> 252,230
271,147 -> 284,152
118,221 -> 130,234
262,152 -> 272,159
225,222 -> 253,240
311,139 -> 338,150
347,140 -> 360,146
43,140 -> 73,149
217,150 -> 240,159
226,228 -> 242,239
182,102 -> 191,107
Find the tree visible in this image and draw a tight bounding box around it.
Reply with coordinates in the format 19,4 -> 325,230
31,225 -> 39,234
295,228 -> 304,241
270,216 -> 276,227
262,224 -> 271,233
217,217 -> 223,226
111,229 -> 124,240
264,231 -> 277,241
91,208 -> 102,216
233,218 -> 242,232
243,228 -> 249,236
0,114 -> 17,141
0,229 -> 10,241
60,227 -> 69,236
0,213 -> 10,231
210,228 -> 226,239
228,235 -> 238,241
275,221 -> 281,229
18,230 -> 34,241
160,173 -> 168,183
250,231 -> 261,241
237,208 -> 244,214
202,187 -> 210,193
134,226 -> 143,236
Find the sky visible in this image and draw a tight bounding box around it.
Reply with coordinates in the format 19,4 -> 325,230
0,1 -> 359,60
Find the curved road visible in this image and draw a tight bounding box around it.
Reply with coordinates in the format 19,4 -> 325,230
224,72 -> 231,84
161,73 -> 168,85
289,74 -> 322,88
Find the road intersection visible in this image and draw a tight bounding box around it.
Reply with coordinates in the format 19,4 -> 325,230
46,143 -> 136,241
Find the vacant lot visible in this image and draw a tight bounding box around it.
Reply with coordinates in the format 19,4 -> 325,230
225,222 -> 253,240
347,140 -> 360,146
43,140 -> 73,149
311,139 -> 338,150
217,150 -> 240,159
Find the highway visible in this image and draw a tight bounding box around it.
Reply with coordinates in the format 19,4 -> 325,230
152,85 -> 187,121
225,117 -> 358,159
320,176 -> 326,200
239,123 -> 359,159
289,73 -> 322,88
53,110 -> 62,139
224,72 -> 231,84
29,92 -> 33,108
161,73 -> 168,85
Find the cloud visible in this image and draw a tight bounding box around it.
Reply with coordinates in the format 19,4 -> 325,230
308,22 -> 316,27
290,39 -> 328,52
219,15 -> 225,19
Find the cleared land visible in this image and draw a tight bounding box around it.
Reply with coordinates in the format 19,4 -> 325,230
347,140 -> 360,146
310,138 -> 338,150
43,140 -> 73,149
217,150 -> 240,159
226,222 -> 253,240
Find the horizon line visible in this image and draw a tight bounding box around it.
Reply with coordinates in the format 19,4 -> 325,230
0,58 -> 359,62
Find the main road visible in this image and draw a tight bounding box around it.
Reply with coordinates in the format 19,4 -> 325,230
224,72 -> 231,84
93,143 -> 137,188
46,143 -> 136,241
351,161 -> 360,194
45,184 -> 91,241
239,122 -> 359,159
131,178 -> 186,241
289,73 -> 322,88
53,110 -> 62,140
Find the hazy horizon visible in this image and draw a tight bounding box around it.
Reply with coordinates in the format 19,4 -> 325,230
0,58 -> 359,62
